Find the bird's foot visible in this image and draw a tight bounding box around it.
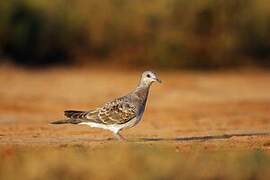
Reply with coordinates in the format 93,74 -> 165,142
115,132 -> 126,141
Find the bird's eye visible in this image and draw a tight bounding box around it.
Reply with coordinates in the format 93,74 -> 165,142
146,74 -> 151,78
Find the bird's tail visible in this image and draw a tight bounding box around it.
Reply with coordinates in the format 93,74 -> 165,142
51,110 -> 90,125
50,119 -> 83,124
64,110 -> 89,119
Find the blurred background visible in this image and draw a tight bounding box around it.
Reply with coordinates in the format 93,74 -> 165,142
1,1 -> 270,180
0,0 -> 269,69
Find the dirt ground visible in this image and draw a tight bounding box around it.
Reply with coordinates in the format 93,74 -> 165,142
0,65 -> 270,179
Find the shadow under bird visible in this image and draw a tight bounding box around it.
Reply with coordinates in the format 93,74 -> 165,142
51,71 -> 161,141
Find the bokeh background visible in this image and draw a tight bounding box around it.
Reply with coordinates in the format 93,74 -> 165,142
0,0 -> 269,69
1,1 -> 270,180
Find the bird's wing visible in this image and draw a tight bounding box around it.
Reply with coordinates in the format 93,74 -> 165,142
64,96 -> 137,125
97,97 -> 137,124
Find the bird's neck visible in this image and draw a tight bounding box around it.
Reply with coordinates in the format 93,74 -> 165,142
134,84 -> 150,103
138,79 -> 153,88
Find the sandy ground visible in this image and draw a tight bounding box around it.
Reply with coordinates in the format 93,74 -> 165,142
0,66 -> 269,149
1,66 -> 270,179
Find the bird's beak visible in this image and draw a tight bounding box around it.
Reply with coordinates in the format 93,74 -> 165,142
155,78 -> 162,83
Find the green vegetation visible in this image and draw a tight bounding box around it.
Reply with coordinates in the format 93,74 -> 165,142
0,0 -> 269,68
0,144 -> 270,180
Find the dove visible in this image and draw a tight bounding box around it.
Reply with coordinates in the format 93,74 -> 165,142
51,71 -> 161,141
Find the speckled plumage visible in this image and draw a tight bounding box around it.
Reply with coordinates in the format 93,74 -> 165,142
51,71 -> 161,140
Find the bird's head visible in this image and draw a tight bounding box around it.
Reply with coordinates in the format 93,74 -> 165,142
140,71 -> 161,87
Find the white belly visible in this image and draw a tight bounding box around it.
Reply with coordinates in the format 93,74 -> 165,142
80,117 -> 140,134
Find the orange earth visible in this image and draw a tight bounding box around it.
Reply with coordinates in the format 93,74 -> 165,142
0,65 -> 270,179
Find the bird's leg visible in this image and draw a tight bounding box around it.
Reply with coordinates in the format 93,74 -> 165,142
114,132 -> 126,141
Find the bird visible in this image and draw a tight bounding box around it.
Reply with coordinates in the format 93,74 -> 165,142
51,71 -> 161,141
